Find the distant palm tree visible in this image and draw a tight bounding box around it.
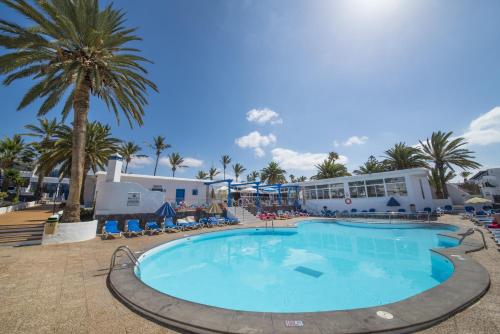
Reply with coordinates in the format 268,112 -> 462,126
168,153 -> 186,177
24,118 -> 59,199
296,176 -> 307,182
232,163 -> 246,182
419,131 -> 481,199
40,122 -> 120,203
260,162 -> 286,184
383,142 -> 427,170
119,142 -> 147,173
220,155 -> 232,179
149,136 -> 171,176
289,174 -> 296,183
313,152 -> 350,179
0,134 -> 32,191
460,171 -> 472,183
3,169 -> 27,202
247,171 -> 260,182
353,156 -> 388,175
208,166 -> 220,180
0,0 -> 158,222
196,170 -> 208,180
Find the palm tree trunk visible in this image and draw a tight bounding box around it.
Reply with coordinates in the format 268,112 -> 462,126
440,168 -> 449,198
34,168 -> 45,200
153,153 -> 159,176
80,165 -> 90,205
172,169 -> 175,178
223,168 -> 226,180
124,160 -> 129,173
61,81 -> 89,223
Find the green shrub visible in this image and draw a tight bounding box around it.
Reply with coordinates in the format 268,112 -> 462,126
0,192 -> 7,202
80,208 -> 95,222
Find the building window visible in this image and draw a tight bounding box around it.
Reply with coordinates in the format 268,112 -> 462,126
151,185 -> 164,192
330,183 -> 345,198
385,177 -> 407,196
192,189 -> 198,196
316,185 -> 330,199
349,181 -> 367,198
366,179 -> 385,197
304,186 -> 317,200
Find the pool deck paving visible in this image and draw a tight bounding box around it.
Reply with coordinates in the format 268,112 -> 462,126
0,214 -> 499,334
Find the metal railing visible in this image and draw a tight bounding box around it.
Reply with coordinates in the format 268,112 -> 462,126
109,245 -> 141,275
458,228 -> 488,250
334,211 -> 432,223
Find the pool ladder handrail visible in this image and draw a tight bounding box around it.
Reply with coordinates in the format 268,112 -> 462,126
109,245 -> 141,275
265,219 -> 274,230
457,228 -> 488,250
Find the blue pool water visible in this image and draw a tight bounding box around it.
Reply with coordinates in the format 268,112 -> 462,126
136,221 -> 457,312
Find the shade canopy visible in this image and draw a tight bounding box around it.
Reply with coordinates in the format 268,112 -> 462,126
155,202 -> 176,218
207,202 -> 223,214
240,187 -> 257,193
465,197 -> 492,204
386,197 -> 401,207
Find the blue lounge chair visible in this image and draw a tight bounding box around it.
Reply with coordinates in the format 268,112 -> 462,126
126,219 -> 144,237
444,205 -> 453,213
145,221 -> 163,235
398,208 -> 406,213
102,220 -> 122,239
225,217 -> 240,225
369,208 -> 376,213
465,206 -> 475,213
423,207 -> 432,213
164,218 -> 182,232
351,209 -> 357,213
207,217 -> 220,227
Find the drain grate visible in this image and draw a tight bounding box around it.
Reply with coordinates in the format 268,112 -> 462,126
294,266 -> 323,278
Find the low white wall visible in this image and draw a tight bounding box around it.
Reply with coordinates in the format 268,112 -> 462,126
42,220 -> 97,245
0,201 -> 37,215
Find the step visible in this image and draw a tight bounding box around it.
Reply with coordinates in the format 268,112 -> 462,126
0,239 -> 43,247
0,227 -> 44,233
0,234 -> 43,242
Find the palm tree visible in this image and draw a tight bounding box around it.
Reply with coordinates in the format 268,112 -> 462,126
220,155 -> 231,179
429,167 -> 456,198
0,0 -> 157,222
247,171 -> 260,182
3,168 -> 26,202
383,142 -> 427,170
119,142 -> 146,173
296,176 -> 307,182
289,174 -> 296,183
168,153 -> 185,177
353,155 -> 388,175
0,134 -> 31,191
313,152 -> 350,179
208,166 -> 220,180
149,136 -> 171,176
260,162 -> 286,184
24,118 -> 59,199
196,170 -> 208,180
460,171 -> 472,183
232,163 -> 246,182
419,131 -> 481,199
40,121 -> 120,203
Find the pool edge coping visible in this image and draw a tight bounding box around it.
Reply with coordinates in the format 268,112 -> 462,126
108,221 -> 490,334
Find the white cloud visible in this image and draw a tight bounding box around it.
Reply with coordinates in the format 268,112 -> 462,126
343,135 -> 368,146
462,107 -> 500,145
159,157 -> 203,168
333,140 -> 340,147
128,156 -> 153,168
271,148 -> 348,171
235,131 -> 276,157
246,108 -> 283,125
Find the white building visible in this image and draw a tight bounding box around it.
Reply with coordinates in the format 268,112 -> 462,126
469,168 -> 500,205
298,168 -> 445,214
91,154 -> 208,215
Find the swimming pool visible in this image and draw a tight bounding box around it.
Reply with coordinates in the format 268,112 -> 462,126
136,221 -> 458,313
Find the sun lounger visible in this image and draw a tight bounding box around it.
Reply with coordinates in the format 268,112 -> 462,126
102,220 -> 122,239
126,219 -> 144,237
145,221 -> 163,235
164,218 -> 181,232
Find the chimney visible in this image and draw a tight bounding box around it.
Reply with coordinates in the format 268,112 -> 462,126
106,153 -> 123,182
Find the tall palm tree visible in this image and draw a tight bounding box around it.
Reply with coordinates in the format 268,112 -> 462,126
232,163 -> 246,182
168,152 -> 185,177
260,162 -> 286,184
220,155 -> 231,179
460,171 -> 472,183
429,167 -> 456,198
353,155 -> 388,175
40,121 -> 120,203
24,118 -> 59,199
419,131 -> 481,199
313,152 -> 350,180
149,136 -> 171,176
0,0 -> 157,222
208,166 -> 220,180
196,170 -> 208,180
119,141 -> 146,173
383,142 -> 427,170
247,171 -> 260,182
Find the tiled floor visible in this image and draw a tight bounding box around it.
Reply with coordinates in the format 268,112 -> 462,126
0,215 -> 499,334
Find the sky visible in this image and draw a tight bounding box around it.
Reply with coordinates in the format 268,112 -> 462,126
1,0 -> 500,180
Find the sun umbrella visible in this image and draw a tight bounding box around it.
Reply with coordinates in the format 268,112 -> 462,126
386,197 -> 400,207
465,197 -> 492,204
241,187 -> 257,193
207,202 -> 222,215
155,202 -> 176,218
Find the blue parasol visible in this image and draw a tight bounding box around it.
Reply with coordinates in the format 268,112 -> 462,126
155,202 -> 176,218
386,197 -> 400,207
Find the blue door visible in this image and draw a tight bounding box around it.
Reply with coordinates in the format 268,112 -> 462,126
175,189 -> 186,204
